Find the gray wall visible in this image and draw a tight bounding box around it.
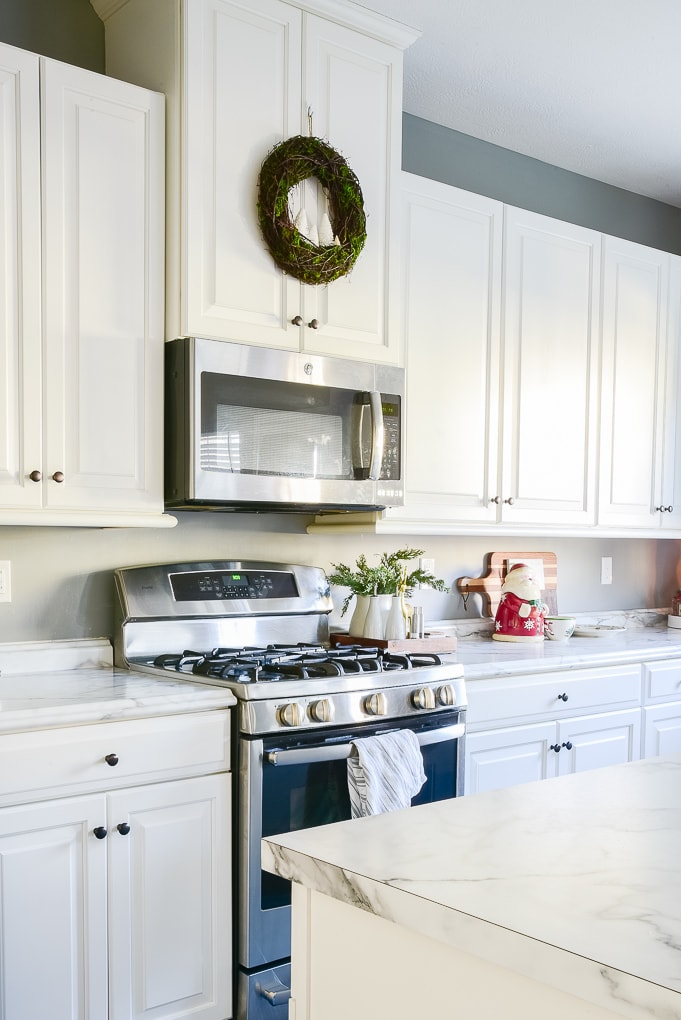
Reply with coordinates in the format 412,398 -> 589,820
403,113 -> 681,255
0,0 -> 103,70
0,1 -> 679,643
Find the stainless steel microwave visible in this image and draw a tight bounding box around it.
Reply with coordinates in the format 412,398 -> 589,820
164,338 -> 405,512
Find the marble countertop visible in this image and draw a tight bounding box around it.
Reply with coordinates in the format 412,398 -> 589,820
0,639 -> 235,733
448,617 -> 681,680
263,755 -> 681,1020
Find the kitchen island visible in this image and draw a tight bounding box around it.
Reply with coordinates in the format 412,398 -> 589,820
262,755 -> 681,1020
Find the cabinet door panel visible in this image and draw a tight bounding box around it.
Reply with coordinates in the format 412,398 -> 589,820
501,207 -> 600,525
644,704 -> 681,758
41,58 -> 164,512
599,236 -> 669,527
184,0 -> 301,347
302,16 -> 401,363
557,710 -> 641,776
386,175 -> 502,525
108,774 -> 231,1020
0,795 -> 107,1020
465,722 -> 556,794
0,44 -> 42,508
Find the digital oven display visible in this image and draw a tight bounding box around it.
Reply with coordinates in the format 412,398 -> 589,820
169,568 -> 299,601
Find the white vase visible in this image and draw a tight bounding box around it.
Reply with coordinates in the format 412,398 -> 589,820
362,596 -> 386,640
384,596 -> 407,640
348,594 -> 370,637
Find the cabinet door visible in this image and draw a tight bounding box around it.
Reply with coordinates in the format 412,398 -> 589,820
643,704 -> 681,758
501,207 -> 600,525
40,58 -> 165,515
0,795 -> 108,1020
465,722 -> 556,795
556,710 -> 641,776
659,254 -> 681,528
598,235 -> 669,528
385,175 -> 502,527
183,0 -> 302,348
108,774 -> 231,1020
300,15 -> 403,364
0,43 -> 42,509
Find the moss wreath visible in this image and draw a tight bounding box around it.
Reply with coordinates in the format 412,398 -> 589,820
257,134 -> 367,286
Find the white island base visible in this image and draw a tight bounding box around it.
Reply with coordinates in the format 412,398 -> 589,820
290,884 -> 625,1020
263,756 -> 681,1020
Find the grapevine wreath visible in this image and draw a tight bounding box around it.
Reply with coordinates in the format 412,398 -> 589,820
256,134 -> 367,286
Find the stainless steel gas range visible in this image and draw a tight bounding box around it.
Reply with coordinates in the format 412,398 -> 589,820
113,561 -> 467,1020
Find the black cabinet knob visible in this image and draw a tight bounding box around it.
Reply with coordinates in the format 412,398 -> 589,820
562,740 -> 573,750
93,826 -> 107,840
550,743 -> 561,753
117,822 -> 131,835
291,315 -> 303,326
104,753 -> 119,766
557,692 -> 569,702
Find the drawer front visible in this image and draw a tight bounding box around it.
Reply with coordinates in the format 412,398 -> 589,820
466,665 -> 642,729
643,660 -> 681,703
0,710 -> 230,802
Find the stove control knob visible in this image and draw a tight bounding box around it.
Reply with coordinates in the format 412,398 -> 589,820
411,687 -> 436,710
277,702 -> 302,728
362,692 -> 387,717
436,684 -> 456,707
308,698 -> 334,723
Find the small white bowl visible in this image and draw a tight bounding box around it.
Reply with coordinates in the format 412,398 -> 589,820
544,616 -> 576,641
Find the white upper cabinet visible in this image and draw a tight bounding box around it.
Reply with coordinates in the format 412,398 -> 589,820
0,43 -> 171,527
97,0 -> 415,364
499,206 -> 601,527
384,173 -> 503,527
381,186 -> 600,533
0,45 -> 43,511
598,236 -> 681,530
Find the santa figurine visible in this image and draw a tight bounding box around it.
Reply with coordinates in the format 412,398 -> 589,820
493,563 -> 547,642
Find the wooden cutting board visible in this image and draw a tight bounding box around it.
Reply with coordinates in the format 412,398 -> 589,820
456,552 -> 558,618
331,633 -> 457,653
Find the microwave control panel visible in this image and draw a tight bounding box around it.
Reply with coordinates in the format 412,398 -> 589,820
380,395 -> 401,481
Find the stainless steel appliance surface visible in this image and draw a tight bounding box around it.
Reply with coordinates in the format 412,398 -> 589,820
164,337 -> 405,513
114,561 -> 466,1020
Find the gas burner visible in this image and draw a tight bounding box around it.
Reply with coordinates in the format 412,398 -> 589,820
151,644 -> 447,684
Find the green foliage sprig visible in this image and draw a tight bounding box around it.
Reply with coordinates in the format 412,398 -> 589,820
327,548 -> 448,616
257,134 -> 366,286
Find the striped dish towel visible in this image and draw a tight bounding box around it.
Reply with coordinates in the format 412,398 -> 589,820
347,729 -> 427,819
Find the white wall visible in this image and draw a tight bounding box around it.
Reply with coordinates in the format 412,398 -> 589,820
1,515 -> 677,642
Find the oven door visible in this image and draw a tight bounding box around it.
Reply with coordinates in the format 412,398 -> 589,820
238,710 -> 465,975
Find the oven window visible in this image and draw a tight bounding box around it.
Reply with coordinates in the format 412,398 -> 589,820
260,718 -> 460,912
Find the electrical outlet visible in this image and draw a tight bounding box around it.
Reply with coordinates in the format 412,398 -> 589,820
419,557 -> 435,589
0,561 -> 11,602
601,556 -> 613,585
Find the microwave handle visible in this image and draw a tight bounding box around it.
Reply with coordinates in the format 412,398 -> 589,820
355,391 -> 384,481
266,722 -> 465,767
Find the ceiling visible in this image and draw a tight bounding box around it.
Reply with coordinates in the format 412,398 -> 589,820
360,0 -> 681,208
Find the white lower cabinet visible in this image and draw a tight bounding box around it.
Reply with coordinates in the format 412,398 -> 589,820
464,665 -> 642,795
0,713 -> 232,1020
642,659 -> 681,757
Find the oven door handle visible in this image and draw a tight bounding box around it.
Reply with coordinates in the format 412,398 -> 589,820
265,722 -> 465,767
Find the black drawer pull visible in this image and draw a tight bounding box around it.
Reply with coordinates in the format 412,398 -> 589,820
117,822 -> 131,835
104,753 -> 119,766
93,826 -> 107,840
557,692 -> 569,702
